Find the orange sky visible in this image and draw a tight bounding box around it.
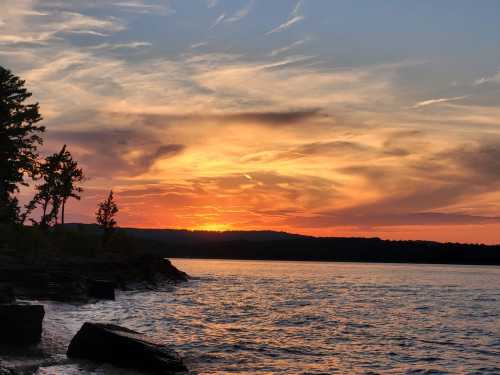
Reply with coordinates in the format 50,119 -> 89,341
4,1 -> 500,244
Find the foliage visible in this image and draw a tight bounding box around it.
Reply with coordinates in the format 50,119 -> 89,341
0,66 -> 44,224
96,190 -> 119,245
26,145 -> 84,227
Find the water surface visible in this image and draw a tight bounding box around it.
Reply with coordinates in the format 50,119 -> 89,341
19,260 -> 500,374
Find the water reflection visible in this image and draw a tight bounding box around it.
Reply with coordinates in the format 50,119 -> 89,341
32,261 -> 500,374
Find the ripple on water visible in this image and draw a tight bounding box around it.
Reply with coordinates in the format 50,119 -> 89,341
7,260 -> 498,375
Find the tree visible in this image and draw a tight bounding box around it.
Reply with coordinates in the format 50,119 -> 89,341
96,190 -> 119,245
0,66 -> 44,224
58,145 -> 84,225
26,145 -> 84,227
28,146 -> 66,227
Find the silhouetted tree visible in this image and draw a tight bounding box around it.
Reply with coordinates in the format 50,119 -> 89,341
96,190 -> 119,245
28,146 -> 66,227
58,145 -> 84,225
26,145 -> 83,227
0,66 -> 44,224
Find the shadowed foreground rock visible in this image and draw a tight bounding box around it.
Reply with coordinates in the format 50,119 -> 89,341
0,253 -> 188,302
67,322 -> 187,374
0,304 -> 45,345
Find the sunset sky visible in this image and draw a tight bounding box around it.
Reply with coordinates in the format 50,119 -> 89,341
2,0 -> 500,243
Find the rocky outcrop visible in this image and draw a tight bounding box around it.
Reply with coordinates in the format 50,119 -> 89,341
67,322 -> 187,374
0,253 -> 188,302
130,255 -> 189,284
0,304 -> 45,345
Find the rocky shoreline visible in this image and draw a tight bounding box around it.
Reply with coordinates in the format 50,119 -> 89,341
0,250 -> 188,302
0,252 -> 190,374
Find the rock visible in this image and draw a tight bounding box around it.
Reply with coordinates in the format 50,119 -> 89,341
67,322 -> 187,374
0,304 -> 45,345
0,367 -> 14,375
87,280 -> 115,300
132,255 -> 189,283
0,284 -> 15,304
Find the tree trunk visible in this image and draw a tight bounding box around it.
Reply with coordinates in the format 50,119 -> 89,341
41,198 -> 49,227
61,198 -> 66,225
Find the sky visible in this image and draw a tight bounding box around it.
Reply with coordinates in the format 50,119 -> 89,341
1,0 -> 500,243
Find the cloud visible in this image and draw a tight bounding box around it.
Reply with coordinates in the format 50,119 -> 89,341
49,128 -> 185,177
287,211 -> 500,228
218,109 -> 324,125
210,13 -> 226,29
191,42 -> 208,49
0,10 -> 125,46
412,96 -> 468,109
112,1 -> 174,15
474,69 -> 500,85
117,109 -> 325,129
266,1 -> 304,35
206,0 -> 219,8
269,38 -> 308,57
91,41 -> 152,50
66,30 -> 110,37
224,0 -> 254,23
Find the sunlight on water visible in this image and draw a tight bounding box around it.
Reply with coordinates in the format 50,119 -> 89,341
27,260 -> 500,374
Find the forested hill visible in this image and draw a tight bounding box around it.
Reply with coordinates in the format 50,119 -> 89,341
65,224 -> 500,266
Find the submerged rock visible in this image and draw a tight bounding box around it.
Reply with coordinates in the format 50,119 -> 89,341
87,280 -> 115,300
0,304 -> 45,345
67,322 -> 187,374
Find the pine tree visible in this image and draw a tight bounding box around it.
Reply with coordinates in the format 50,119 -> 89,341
96,190 -> 119,245
0,66 -> 44,224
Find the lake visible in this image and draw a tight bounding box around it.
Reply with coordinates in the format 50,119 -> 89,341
20,260 -> 500,374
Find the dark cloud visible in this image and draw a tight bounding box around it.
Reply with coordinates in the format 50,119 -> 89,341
220,109 -> 325,125
49,128 -> 185,177
438,142 -> 500,183
106,108 -> 326,128
285,211 -> 500,229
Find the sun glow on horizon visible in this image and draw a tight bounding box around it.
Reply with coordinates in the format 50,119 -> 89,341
193,223 -> 234,232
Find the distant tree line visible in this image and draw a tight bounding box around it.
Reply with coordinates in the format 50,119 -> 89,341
0,66 -> 118,242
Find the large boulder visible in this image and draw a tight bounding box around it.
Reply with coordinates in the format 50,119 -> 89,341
67,322 -> 187,374
0,304 -> 45,345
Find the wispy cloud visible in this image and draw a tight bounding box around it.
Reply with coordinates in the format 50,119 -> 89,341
266,1 -> 304,35
269,38 -> 309,57
67,30 -> 110,37
412,96 -> 468,109
206,0 -> 219,8
0,10 -> 124,46
113,1 -> 174,15
191,42 -> 208,49
90,41 -> 152,50
474,69 -> 500,85
210,13 -> 226,29
225,0 -> 254,23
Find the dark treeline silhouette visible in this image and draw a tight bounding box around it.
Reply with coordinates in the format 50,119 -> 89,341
63,225 -> 500,266
166,237 -> 500,266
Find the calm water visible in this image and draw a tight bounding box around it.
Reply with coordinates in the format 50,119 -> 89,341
11,260 -> 500,374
